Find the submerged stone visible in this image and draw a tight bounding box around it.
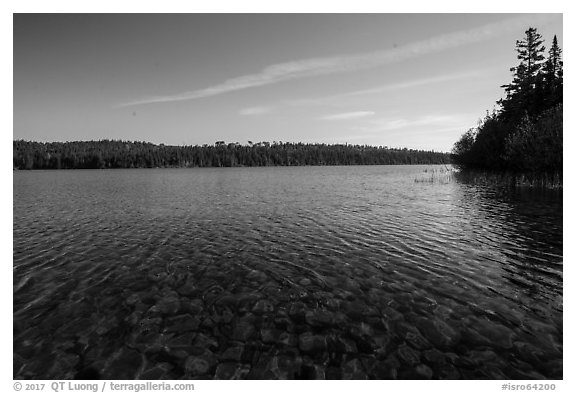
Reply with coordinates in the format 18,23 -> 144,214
415,318 -> 460,348
350,322 -> 374,338
261,328 -> 281,344
126,293 -> 141,306
466,349 -> 500,366
373,334 -> 391,358
299,359 -> 325,380
126,311 -> 144,326
288,302 -> 308,323
305,309 -> 334,327
95,321 -> 117,336
360,355 -> 379,377
214,363 -> 251,380
268,353 -> 304,379
48,353 -> 80,379
342,301 -> 364,321
166,332 -> 196,350
278,332 -> 298,347
476,322 -> 514,349
184,357 -> 211,377
184,348 -> 216,377
138,316 -> 163,333
214,294 -> 238,308
436,363 -> 461,379
177,282 -> 197,297
327,335 -> 357,354
252,299 -> 274,315
415,364 -> 434,379
406,331 -> 432,350
180,298 -> 204,315
325,366 -> 342,379
274,311 -> 293,329
233,320 -> 256,342
325,298 -> 341,311
220,344 -> 245,362
362,306 -> 380,318
138,363 -> 174,380
214,307 -> 235,324
156,296 -> 181,316
194,333 -> 219,351
164,314 -> 200,333
236,293 -> 262,314
246,269 -> 268,282
379,354 -> 400,379
299,332 -> 327,353
422,348 -> 448,364
201,316 -> 216,330
342,358 -> 368,379
104,348 -> 143,379
148,270 -> 169,283
397,344 -> 421,366
132,332 -> 164,354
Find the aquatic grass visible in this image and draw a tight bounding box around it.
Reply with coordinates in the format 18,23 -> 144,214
414,166 -> 456,184
415,166 -> 562,189
454,169 -> 562,189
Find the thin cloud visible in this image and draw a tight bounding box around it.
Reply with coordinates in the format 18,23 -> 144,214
375,115 -> 458,130
320,111 -> 376,121
352,114 -> 472,135
352,71 -> 483,96
287,70 -> 485,106
238,106 -> 273,115
119,14 -> 556,107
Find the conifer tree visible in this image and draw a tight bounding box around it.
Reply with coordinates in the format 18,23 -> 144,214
543,35 -> 563,107
500,27 -> 546,120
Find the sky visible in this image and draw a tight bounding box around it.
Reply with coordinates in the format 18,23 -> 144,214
13,13 -> 563,152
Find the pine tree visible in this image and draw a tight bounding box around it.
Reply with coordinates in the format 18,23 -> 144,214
543,35 -> 563,108
544,35 -> 563,79
500,27 -> 547,120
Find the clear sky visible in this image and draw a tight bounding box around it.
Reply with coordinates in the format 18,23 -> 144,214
13,13 -> 563,152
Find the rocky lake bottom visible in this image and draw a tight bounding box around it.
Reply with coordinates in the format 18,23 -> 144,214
13,167 -> 563,380
14,255 -> 562,380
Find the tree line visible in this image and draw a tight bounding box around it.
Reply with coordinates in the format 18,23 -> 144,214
13,140 -> 451,170
452,28 -> 562,175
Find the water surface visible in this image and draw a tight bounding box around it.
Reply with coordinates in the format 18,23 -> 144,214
13,166 -> 563,379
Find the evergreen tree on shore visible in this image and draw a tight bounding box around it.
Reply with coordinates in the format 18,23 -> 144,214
543,35 -> 563,108
452,27 -> 562,176
499,27 -> 547,121
13,140 -> 451,170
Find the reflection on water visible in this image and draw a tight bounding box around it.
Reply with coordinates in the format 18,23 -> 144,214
13,166 -> 562,379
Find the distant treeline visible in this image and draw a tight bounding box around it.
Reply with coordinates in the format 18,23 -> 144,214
13,140 -> 451,170
452,28 -> 562,176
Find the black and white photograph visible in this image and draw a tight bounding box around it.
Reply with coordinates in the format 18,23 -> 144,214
10,5 -> 566,387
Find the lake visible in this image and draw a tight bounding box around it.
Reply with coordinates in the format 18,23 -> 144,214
13,165 -> 563,379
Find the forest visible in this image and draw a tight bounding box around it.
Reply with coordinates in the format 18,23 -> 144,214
452,28 -> 563,176
13,140 -> 451,170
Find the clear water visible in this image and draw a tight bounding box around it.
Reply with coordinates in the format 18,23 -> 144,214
13,166 -> 563,379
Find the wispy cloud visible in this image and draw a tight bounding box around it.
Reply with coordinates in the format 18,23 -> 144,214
351,114 -> 473,136
287,70 -> 484,106
320,111 -> 376,121
345,73 -> 479,97
238,106 -> 273,116
119,14 -> 556,107
373,115 -> 459,130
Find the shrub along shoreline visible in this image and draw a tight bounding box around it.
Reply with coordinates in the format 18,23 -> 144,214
452,27 -> 562,188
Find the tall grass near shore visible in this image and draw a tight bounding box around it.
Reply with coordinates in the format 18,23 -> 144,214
414,167 -> 561,189
414,166 -> 455,184
454,170 -> 562,189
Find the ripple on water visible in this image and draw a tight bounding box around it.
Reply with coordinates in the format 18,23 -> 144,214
13,166 -> 562,379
